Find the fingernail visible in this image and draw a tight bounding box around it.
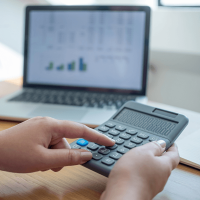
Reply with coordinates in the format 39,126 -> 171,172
174,143 -> 178,149
81,152 -> 92,162
157,140 -> 166,149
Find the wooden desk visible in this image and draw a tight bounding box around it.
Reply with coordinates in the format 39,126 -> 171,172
0,79 -> 200,200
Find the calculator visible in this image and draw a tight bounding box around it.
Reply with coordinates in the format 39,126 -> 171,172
70,101 -> 189,177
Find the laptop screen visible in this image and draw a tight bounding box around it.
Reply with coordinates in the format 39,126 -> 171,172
25,7 -> 149,94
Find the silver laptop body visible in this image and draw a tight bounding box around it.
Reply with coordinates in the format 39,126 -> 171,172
0,5 -> 150,126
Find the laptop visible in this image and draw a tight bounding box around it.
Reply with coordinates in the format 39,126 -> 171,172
0,5 -> 150,126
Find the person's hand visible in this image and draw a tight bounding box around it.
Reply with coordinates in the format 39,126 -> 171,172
0,117 -> 115,173
101,141 -> 179,200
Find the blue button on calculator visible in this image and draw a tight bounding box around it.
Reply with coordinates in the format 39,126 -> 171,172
76,139 -> 88,146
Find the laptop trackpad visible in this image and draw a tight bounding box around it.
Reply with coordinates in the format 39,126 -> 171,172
28,106 -> 87,121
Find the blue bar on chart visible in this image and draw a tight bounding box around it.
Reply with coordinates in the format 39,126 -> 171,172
79,58 -> 87,71
68,61 -> 75,71
57,64 -> 64,71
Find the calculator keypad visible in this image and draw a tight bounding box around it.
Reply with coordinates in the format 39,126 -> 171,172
71,120 -> 170,170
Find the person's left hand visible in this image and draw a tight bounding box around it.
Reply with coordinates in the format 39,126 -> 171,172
0,117 -> 115,173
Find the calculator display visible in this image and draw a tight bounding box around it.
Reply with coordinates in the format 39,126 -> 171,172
114,108 -> 177,136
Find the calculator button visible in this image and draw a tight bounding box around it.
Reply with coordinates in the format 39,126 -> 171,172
92,153 -> 103,160
109,152 -> 122,160
149,136 -> 158,142
108,129 -> 120,136
105,122 -> 116,128
76,139 -> 89,146
115,125 -> 126,131
119,133 -> 131,140
71,144 -> 81,149
142,140 -> 149,145
98,126 -> 109,132
98,147 -> 111,155
126,129 -> 137,135
87,143 -> 99,151
124,141 -> 136,149
101,157 -> 115,166
117,147 -> 129,154
104,134 -> 114,139
115,138 -> 125,145
107,144 -> 118,150
131,137 -> 143,144
137,133 -> 149,139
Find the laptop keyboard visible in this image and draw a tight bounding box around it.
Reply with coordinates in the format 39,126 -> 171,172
8,89 -> 136,109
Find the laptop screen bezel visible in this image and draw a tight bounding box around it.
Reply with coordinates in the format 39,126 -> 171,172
23,5 -> 150,95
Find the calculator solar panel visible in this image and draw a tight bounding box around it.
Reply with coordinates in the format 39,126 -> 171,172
70,101 -> 188,177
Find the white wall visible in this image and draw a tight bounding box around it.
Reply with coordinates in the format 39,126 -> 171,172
0,0 -> 48,54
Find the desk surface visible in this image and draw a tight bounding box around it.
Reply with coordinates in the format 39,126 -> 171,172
0,79 -> 200,200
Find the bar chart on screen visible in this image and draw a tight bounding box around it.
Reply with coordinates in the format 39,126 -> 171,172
68,61 -> 75,71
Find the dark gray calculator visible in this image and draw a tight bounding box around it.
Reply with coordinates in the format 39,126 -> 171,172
70,101 -> 188,177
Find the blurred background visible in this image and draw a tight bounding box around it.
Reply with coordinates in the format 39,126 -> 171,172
0,0 -> 200,112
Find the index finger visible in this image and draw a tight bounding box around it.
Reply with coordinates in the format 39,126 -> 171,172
160,144 -> 180,170
53,119 -> 115,146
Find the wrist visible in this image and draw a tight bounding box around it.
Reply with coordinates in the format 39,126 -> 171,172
101,175 -> 153,200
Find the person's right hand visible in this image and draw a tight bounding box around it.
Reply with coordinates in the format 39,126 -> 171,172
101,141 -> 179,200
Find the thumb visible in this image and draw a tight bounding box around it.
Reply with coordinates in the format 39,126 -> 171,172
139,140 -> 166,156
42,149 -> 92,169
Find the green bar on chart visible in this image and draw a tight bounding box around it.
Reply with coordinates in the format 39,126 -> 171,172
83,63 -> 87,71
